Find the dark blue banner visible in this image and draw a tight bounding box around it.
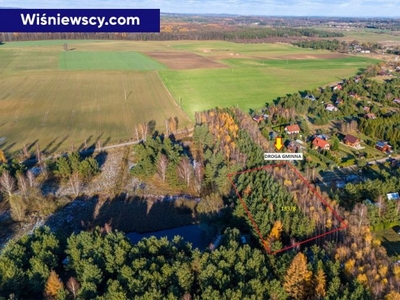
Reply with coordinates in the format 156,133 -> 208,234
0,9 -> 160,32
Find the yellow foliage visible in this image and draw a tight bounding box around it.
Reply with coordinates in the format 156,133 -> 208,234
326,218 -> 332,229
269,220 -> 283,240
350,243 -> 358,251
0,150 -> 6,164
335,246 -> 348,262
45,270 -> 63,297
385,291 -> 400,300
344,259 -> 355,277
314,268 -> 326,298
357,273 -> 368,286
355,250 -> 363,260
372,239 -> 381,246
284,179 -> 292,186
378,265 -> 388,278
364,232 -> 373,245
284,253 -> 312,300
393,265 -> 400,279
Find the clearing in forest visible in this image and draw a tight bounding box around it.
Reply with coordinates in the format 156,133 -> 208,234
229,162 -> 347,254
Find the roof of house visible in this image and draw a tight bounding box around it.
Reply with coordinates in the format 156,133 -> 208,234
252,115 -> 261,120
366,113 -> 377,119
285,124 -> 300,132
387,192 -> 400,200
344,134 -> 359,144
304,94 -> 316,100
313,137 -> 329,149
326,104 -> 337,111
376,141 -> 391,148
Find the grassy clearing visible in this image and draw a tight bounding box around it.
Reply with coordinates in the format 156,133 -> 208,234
160,58 -> 379,119
374,228 -> 400,258
59,51 -> 167,71
0,71 -> 191,154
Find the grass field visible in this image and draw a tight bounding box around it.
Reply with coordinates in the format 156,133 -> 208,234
374,228 -> 400,258
160,56 -> 380,119
0,71 -> 191,154
59,52 -> 167,70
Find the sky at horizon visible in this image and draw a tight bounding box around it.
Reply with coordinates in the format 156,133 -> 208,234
1,0 -> 400,18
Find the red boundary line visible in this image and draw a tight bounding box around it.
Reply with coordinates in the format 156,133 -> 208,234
228,162 -> 348,255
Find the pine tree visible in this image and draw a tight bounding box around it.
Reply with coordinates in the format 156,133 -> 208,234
44,270 -> 63,298
283,253 -> 312,300
314,268 -> 326,299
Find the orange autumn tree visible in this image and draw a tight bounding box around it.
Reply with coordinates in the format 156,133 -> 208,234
284,253 -> 312,300
269,220 -> 283,240
44,270 -> 63,298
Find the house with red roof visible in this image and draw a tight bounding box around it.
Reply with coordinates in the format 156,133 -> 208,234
366,113 -> 377,120
313,137 -> 330,151
284,124 -> 300,135
343,134 -> 360,147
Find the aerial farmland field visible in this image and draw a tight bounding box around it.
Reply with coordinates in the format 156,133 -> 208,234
0,40 -> 381,155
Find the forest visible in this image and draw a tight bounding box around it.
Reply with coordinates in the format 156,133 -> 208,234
292,39 -> 381,52
0,27 -> 343,42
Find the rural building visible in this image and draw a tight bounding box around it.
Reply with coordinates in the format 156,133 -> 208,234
332,84 -> 342,91
325,104 -> 338,112
343,134 -> 361,147
348,92 -> 359,99
312,137 -> 330,151
387,193 -> 400,201
285,124 -> 300,135
252,115 -> 263,123
335,98 -> 344,105
304,94 -> 316,101
286,140 -> 300,153
363,106 -> 370,112
365,113 -> 377,120
393,99 -> 400,105
315,134 -> 329,140
269,131 -> 278,140
375,141 -> 392,153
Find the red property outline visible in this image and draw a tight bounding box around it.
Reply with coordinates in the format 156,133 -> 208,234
228,162 -> 348,254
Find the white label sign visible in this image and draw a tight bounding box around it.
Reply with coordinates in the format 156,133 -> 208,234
264,153 -> 304,161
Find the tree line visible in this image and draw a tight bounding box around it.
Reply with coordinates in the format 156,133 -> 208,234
0,28 -> 343,43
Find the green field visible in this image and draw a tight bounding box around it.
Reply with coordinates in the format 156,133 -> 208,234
59,52 -> 166,70
222,56 -> 380,70
160,56 -> 380,119
0,40 -> 383,155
